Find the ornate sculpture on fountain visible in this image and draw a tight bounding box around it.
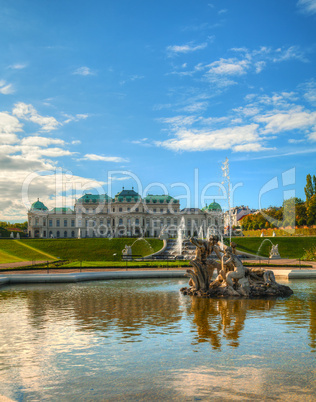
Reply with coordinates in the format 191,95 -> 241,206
181,238 -> 293,298
269,244 -> 281,259
186,235 -> 222,292
122,245 -> 132,260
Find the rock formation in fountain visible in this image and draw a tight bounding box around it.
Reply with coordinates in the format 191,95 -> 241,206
181,237 -> 293,298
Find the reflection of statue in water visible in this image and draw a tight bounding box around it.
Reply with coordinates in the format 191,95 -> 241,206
186,235 -> 222,292
188,297 -> 276,349
181,238 -> 293,298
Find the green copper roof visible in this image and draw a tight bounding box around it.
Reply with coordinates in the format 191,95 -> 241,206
115,188 -> 140,199
202,200 -> 222,211
144,194 -> 178,203
78,193 -> 111,203
50,207 -> 74,213
30,199 -> 48,211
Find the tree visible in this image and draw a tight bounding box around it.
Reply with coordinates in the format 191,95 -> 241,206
307,194 -> 316,225
305,174 -> 316,201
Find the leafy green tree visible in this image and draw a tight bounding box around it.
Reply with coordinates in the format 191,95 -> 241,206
305,174 -> 316,201
307,194 -> 316,225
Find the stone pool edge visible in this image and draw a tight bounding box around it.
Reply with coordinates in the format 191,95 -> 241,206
0,269 -> 316,288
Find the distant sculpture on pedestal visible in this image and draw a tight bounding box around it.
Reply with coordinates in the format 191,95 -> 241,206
269,244 -> 281,259
122,245 -> 132,260
10,232 -> 14,238
272,231 -> 276,237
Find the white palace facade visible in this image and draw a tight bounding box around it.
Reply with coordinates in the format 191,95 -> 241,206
27,188 -> 224,239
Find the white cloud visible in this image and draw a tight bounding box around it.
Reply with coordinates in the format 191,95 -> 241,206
63,113 -> 89,124
207,58 -> 249,75
156,124 -> 260,152
301,80 -> 316,105
255,108 -> 316,134
71,140 -> 81,145
308,131 -> 316,141
9,63 -> 27,70
73,66 -> 95,76
167,42 -> 207,55
0,80 -> 14,95
233,143 -> 274,152
0,112 -> 23,136
12,102 -> 60,131
272,46 -> 308,63
21,136 -> 65,147
288,138 -> 305,143
83,154 -> 128,163
297,0 -> 316,14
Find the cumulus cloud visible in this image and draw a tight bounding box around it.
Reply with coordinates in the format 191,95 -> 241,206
21,136 -> 65,147
12,102 -> 60,131
0,102 -> 103,220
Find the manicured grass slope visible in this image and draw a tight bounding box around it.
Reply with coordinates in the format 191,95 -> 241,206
232,236 -> 316,259
0,238 -> 163,263
0,240 -> 54,263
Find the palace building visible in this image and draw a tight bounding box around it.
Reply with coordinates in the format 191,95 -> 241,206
27,188 -> 224,238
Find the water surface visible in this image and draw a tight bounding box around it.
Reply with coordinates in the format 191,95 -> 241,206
0,279 -> 315,401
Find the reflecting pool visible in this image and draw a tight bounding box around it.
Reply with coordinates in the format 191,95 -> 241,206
0,279 -> 315,401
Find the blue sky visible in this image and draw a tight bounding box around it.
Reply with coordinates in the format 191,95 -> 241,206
1,0 -> 316,221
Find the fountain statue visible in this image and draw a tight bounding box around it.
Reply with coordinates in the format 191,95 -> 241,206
122,245 -> 132,260
181,237 -> 293,298
269,244 -> 281,259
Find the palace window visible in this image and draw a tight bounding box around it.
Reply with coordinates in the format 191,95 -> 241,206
71,219 -> 75,227
56,219 -> 60,227
64,219 -> 67,227
49,219 -> 52,227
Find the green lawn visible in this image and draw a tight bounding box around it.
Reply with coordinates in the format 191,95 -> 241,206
0,238 -> 163,263
231,236 -> 316,259
0,240 -> 56,263
61,260 -> 190,268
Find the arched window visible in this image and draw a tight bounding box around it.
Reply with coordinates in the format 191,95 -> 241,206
71,230 -> 75,238
49,231 -> 53,238
57,231 -> 60,238
119,218 -> 123,225
64,231 -> 67,238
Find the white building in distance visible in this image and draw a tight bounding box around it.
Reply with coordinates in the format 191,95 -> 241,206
224,205 -> 257,228
28,189 -> 224,239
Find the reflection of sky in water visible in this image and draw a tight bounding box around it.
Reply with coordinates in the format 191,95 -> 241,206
0,279 -> 315,401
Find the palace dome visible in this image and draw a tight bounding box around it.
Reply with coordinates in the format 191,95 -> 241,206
30,199 -> 48,211
204,200 -> 222,212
